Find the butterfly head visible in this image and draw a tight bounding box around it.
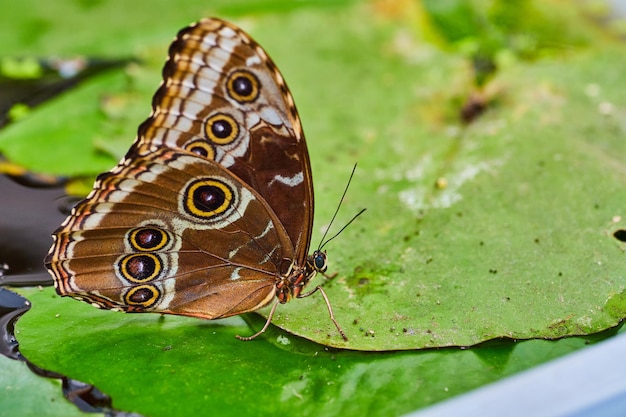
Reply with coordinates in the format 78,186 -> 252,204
311,250 -> 328,273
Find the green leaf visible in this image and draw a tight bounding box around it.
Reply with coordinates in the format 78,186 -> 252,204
242,5 -> 626,350
0,57 -> 43,79
14,286 -> 621,417
1,0 -> 625,350
0,355 -> 89,417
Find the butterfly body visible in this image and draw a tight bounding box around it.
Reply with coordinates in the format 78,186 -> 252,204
45,18 -> 346,341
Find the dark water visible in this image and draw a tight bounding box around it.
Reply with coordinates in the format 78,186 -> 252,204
0,172 -> 134,415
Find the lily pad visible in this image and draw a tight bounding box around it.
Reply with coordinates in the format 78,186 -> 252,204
14,286 -> 622,417
1,0 -> 625,353
0,356 -> 88,417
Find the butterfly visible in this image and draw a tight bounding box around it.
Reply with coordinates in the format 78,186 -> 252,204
45,18 -> 348,341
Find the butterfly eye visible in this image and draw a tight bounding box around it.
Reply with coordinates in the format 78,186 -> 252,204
129,227 -> 169,252
118,253 -> 162,283
125,285 -> 161,308
184,178 -> 234,219
313,250 -> 328,272
204,113 -> 240,145
185,140 -> 216,159
226,70 -> 260,103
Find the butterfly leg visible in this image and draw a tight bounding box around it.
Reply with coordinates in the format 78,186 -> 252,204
298,286 -> 348,341
320,271 -> 338,280
235,300 -> 279,341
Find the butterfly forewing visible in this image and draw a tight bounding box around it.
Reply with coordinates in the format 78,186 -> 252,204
136,18 -> 314,262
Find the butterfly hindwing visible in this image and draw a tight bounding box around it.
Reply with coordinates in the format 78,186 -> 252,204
46,146 -> 294,319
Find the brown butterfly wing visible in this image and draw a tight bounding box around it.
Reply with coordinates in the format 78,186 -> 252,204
46,146 -> 295,319
136,18 -> 313,264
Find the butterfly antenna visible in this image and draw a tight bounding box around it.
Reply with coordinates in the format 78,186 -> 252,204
317,164 -> 364,250
319,207 -> 366,251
